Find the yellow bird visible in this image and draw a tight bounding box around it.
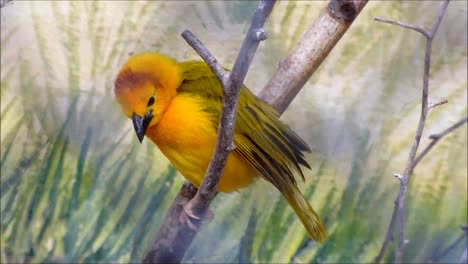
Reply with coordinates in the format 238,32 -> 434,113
114,52 -> 326,242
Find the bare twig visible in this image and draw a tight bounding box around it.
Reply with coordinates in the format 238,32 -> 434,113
143,1 -> 276,262
412,117 -> 468,172
184,0 -> 277,213
181,31 -> 228,86
376,117 -> 467,263
374,17 -> 429,38
428,98 -> 448,110
373,1 -> 450,263
375,201 -> 398,262
144,0 -> 369,262
429,225 -> 468,262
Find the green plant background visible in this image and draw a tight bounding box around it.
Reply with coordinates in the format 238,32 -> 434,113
1,1 -> 466,263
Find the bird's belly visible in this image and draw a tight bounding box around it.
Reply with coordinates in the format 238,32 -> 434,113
146,94 -> 257,192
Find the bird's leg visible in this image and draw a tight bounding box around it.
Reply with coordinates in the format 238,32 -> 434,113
178,199 -> 201,231
179,199 -> 215,231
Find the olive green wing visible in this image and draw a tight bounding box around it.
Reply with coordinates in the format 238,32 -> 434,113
177,60 -> 311,190
178,61 -> 326,242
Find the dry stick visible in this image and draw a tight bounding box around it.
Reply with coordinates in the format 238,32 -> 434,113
375,117 -> 467,263
412,117 -> 468,173
180,0 -> 277,218
373,1 -> 450,263
143,0 -> 368,263
429,225 -> 468,262
143,1 -> 276,263
428,98 -> 448,110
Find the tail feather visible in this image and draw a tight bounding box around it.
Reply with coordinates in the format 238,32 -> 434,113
284,186 -> 327,243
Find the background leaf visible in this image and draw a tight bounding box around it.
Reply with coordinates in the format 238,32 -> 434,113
1,1 -> 466,263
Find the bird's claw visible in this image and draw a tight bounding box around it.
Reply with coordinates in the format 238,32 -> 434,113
179,202 -> 215,231
179,204 -> 201,231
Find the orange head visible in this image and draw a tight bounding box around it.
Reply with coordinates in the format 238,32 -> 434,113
114,53 -> 182,142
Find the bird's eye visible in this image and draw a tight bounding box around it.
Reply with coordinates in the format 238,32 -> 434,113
147,96 -> 155,106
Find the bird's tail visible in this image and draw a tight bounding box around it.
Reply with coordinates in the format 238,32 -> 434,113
283,185 -> 327,243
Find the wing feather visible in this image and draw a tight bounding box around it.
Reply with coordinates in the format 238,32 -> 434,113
177,61 -> 311,192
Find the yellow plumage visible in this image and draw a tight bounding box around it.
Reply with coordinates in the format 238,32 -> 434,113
114,52 -> 326,242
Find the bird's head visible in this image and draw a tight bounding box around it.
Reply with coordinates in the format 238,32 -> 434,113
114,53 -> 182,143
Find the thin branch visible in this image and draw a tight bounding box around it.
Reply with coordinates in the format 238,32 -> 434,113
143,1 -> 276,262
374,17 -> 429,38
373,1 -> 450,263
429,225 -> 468,262
181,31 -> 228,85
144,0 -> 369,262
375,119 -> 465,264
428,98 -> 448,110
182,0 -> 277,221
411,117 -> 467,172
429,1 -> 450,38
375,200 -> 399,262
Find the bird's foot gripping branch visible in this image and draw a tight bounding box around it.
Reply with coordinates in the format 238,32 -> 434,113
178,197 -> 215,231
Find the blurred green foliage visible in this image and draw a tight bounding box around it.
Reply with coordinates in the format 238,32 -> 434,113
1,1 -> 466,263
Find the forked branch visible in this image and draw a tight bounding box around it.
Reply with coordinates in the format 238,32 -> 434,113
374,1 -> 451,263
143,0 -> 276,262
178,0 -> 277,226
412,116 -> 467,173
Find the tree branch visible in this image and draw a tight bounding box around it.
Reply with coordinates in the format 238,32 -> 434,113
143,1 -> 276,262
180,31 -> 228,86
259,0 -> 368,112
373,1 -> 450,263
142,182 -> 198,264
375,118 -> 466,263
411,117 -> 467,173
143,0 -> 369,262
182,0 -> 277,212
374,17 -> 429,38
428,98 -> 448,110
429,225 -> 468,263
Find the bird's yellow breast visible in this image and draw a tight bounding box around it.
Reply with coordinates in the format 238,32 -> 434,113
146,93 -> 257,192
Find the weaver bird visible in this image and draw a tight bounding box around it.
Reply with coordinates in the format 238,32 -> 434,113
114,52 -> 326,242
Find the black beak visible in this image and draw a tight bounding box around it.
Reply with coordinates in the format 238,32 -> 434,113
132,110 -> 153,143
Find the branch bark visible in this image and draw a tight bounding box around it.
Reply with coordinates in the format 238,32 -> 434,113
142,182 -> 198,263
375,117 -> 466,263
373,1 -> 451,263
180,0 -> 277,216
259,0 -> 368,112
411,116 -> 467,173
143,1 -> 276,262
143,0 -> 368,262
